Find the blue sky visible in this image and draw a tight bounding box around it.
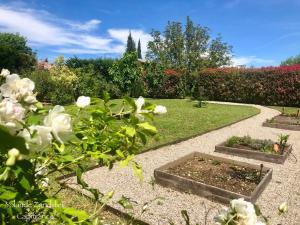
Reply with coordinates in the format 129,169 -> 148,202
0,0 -> 300,67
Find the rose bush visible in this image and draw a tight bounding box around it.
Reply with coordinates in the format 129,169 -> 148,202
0,69 -> 167,224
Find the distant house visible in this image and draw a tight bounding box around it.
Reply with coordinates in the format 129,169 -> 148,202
37,59 -> 53,70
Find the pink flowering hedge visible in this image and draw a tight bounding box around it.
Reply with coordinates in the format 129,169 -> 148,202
192,65 -> 300,106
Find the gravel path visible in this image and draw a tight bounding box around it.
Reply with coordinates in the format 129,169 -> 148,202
66,102 -> 300,225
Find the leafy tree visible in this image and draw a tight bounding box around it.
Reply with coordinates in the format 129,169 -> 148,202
184,16 -> 210,72
137,39 -> 142,59
146,17 -> 232,71
0,32 -> 36,73
208,35 -> 232,68
281,54 -> 300,66
109,52 -> 144,96
126,32 -> 136,53
66,57 -> 115,80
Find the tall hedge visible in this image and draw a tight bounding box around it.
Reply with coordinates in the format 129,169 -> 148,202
192,65 -> 300,106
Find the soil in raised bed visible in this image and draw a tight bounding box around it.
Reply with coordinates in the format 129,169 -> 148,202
269,115 -> 300,125
166,156 -> 266,196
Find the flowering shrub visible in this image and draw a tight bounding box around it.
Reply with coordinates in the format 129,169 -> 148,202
214,198 -> 288,225
49,56 -> 78,104
215,198 -> 264,225
192,65 -> 300,106
143,64 -> 185,98
0,69 -> 167,224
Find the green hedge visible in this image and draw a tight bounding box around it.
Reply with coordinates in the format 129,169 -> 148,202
192,65 -> 300,106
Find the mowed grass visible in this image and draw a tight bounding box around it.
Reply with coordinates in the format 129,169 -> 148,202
144,99 -> 260,149
269,106 -> 299,115
30,99 -> 260,150
31,99 -> 260,224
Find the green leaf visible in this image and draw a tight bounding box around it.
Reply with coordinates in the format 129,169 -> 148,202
123,96 -> 136,110
0,189 -> 17,200
63,207 -> 90,221
118,196 -> 134,210
181,210 -> 190,225
35,102 -> 44,110
53,143 -> 65,153
254,204 -> 262,216
119,155 -> 134,168
20,176 -> 31,191
0,167 -> 10,181
133,162 -> 143,181
137,132 -> 147,145
102,92 -> 110,103
123,126 -> 136,137
137,122 -> 157,135
0,126 -> 28,154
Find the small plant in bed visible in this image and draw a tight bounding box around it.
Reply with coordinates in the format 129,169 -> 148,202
225,134 -> 290,155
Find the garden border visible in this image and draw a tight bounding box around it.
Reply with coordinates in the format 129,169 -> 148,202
215,142 -> 292,164
154,152 -> 272,204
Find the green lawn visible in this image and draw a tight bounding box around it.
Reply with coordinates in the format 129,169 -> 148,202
143,99 -> 260,149
32,99 -> 260,224
269,106 -> 299,115
30,99 -> 260,151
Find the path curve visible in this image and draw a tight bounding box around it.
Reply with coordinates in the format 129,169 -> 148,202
67,102 -> 300,225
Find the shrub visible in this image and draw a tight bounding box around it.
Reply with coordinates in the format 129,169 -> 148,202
109,52 -> 145,97
143,65 -> 186,98
192,65 -> 300,106
23,69 -> 53,102
66,57 -> 115,80
49,56 -> 78,105
73,65 -> 102,98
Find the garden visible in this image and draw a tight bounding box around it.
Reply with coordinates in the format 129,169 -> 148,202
0,15 -> 300,225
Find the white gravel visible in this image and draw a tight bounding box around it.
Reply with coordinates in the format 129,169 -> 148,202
66,102 -> 300,225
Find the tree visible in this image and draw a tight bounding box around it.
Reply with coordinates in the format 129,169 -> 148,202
281,54 -> 300,66
109,52 -> 144,96
208,35 -> 232,68
146,17 -> 232,71
0,33 -> 36,72
137,39 -> 142,59
126,31 -> 136,53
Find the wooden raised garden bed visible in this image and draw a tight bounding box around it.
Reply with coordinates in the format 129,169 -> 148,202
215,136 -> 292,164
263,115 -> 300,131
154,152 -> 272,203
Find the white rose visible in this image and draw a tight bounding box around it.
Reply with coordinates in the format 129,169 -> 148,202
0,98 -> 25,133
214,207 -> 229,224
231,198 -> 257,225
0,74 -> 36,103
154,105 -> 167,114
6,148 -> 22,166
278,202 -> 288,214
0,69 -> 10,77
255,222 -> 266,225
40,177 -> 49,188
21,125 -> 52,148
135,96 -> 145,113
24,95 -> 37,104
134,96 -> 150,120
76,96 -> 91,108
43,105 -> 72,143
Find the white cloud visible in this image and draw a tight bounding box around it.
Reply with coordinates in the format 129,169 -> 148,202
232,56 -> 275,66
0,5 -> 151,56
68,19 -> 101,31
